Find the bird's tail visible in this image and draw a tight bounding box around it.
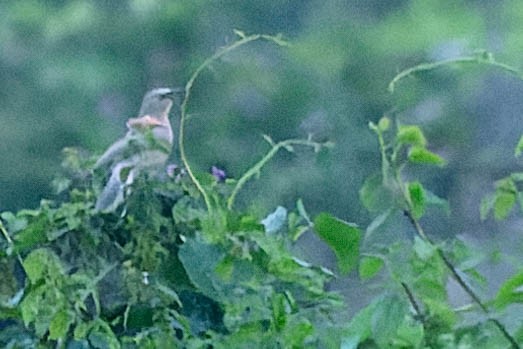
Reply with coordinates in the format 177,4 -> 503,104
94,163 -> 135,213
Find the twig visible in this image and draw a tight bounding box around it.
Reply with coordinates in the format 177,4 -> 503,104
178,31 -> 288,214
401,282 -> 423,320
0,218 -> 25,268
0,219 -> 13,245
388,51 -> 523,93
226,138 -> 329,210
403,209 -> 520,349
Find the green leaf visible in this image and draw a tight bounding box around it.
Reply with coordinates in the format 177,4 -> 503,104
20,286 -> 41,330
423,298 -> 456,328
172,196 -> 206,224
23,248 -> 64,284
378,116 -> 391,131
271,293 -> 289,331
515,135 -> 523,157
88,323 -> 120,349
393,317 -> 424,348
480,193 -> 496,221
494,270 -> 523,309
155,282 -> 182,307
262,134 -> 275,146
280,318 -> 313,347
407,181 -> 426,219
20,284 -> 67,338
486,177 -> 518,220
371,294 -> 406,348
425,189 -> 450,215
125,305 -> 154,329
495,177 -> 517,192
313,212 -> 361,274
283,144 -> 294,152
342,301 -> 376,348
74,321 -> 94,340
408,146 -> 446,166
413,236 -> 436,261
359,174 -> 395,212
0,211 -> 28,233
215,255 -> 234,281
510,172 -> 523,182
397,125 -> 427,147
178,236 -> 225,298
49,309 -> 74,340
233,29 -> 246,38
365,209 -> 393,235
493,191 -> 516,220
368,121 -> 379,133
13,216 -> 49,253
359,256 -> 384,280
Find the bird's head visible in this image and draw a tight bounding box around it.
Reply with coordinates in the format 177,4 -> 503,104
138,88 -> 175,119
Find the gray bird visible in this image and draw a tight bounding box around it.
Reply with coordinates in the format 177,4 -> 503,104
94,88 -> 175,212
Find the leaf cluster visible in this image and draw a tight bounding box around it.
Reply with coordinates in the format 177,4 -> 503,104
349,114 -> 523,348
0,147 -> 349,348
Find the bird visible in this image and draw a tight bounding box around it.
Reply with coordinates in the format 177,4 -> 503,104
93,88 -> 175,213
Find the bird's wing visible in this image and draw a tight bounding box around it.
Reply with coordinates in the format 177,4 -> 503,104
94,132 -> 146,170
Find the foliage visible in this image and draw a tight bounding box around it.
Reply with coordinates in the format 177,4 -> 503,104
0,33 -> 345,348
480,135 -> 523,220
6,0 -> 523,222
346,57 -> 523,349
2,31 -> 523,349
0,158 -> 347,348
354,113 -> 522,348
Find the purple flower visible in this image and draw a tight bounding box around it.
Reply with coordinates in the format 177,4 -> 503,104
211,166 -> 226,182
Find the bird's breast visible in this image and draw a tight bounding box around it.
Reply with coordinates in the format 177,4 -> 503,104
152,125 -> 173,146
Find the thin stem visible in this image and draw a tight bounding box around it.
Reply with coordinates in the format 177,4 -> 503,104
178,32 -> 288,214
383,51 -> 522,347
0,219 -> 13,245
369,122 -> 391,183
388,51 -> 523,93
1,219 -> 28,273
402,208 -> 431,243
227,138 -> 327,210
403,208 -> 520,349
376,129 -> 390,182
401,282 -> 423,320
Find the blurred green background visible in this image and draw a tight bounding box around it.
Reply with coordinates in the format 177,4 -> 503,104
2,0 -> 523,239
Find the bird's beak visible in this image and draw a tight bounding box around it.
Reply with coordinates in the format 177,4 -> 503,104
166,87 -> 185,100
160,89 -> 175,100
162,88 -> 185,107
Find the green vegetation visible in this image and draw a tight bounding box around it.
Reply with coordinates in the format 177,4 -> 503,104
2,32 -> 523,348
3,1 -> 523,348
